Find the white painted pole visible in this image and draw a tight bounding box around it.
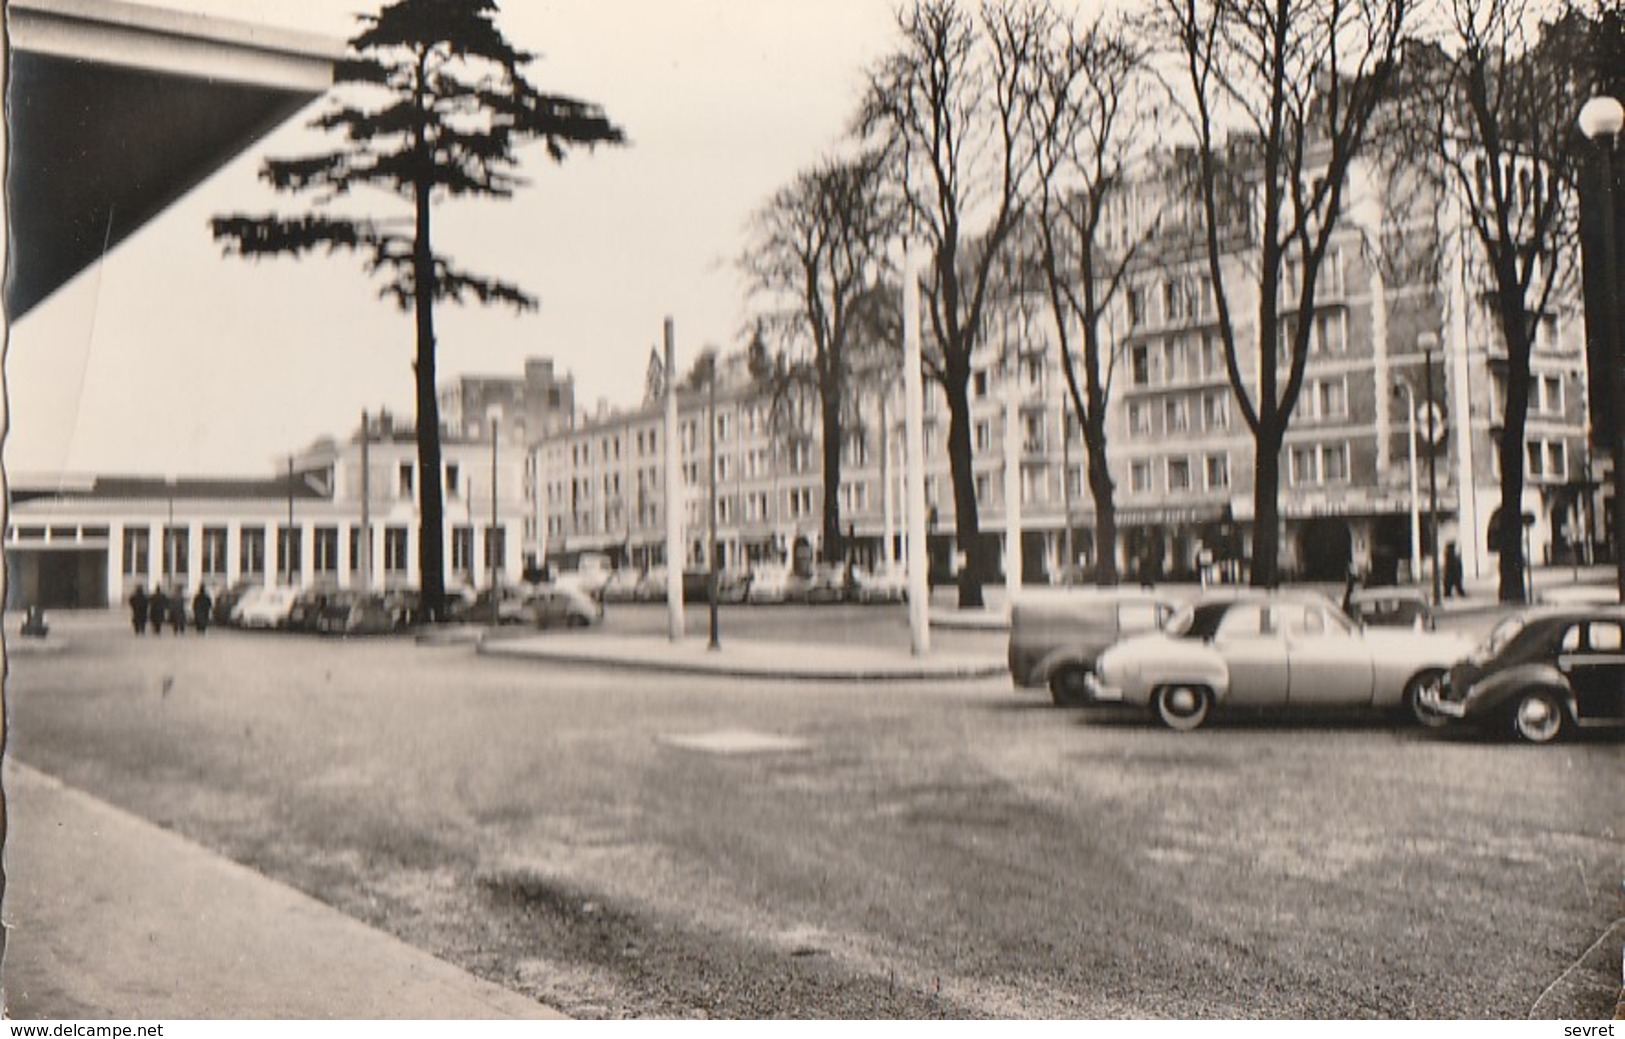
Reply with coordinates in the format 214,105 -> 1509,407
664,318 -> 685,641
1003,387 -> 1023,603
903,246 -> 931,654
880,384 -> 896,572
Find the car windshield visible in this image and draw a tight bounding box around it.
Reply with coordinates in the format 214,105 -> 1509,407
1469,616 -> 1527,663
1161,602 -> 1230,640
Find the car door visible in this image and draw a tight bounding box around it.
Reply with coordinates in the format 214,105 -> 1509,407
1281,603 -> 1376,706
1212,603 -> 1289,706
1562,620 -> 1625,722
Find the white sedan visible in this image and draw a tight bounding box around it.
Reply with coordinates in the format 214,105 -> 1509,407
1088,590 -> 1475,730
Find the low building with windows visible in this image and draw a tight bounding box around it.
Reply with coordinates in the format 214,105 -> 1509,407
6,412 -> 530,610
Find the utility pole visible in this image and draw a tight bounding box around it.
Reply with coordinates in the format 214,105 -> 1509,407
664,318 -> 685,640
707,369 -> 720,651
286,455 -> 295,588
903,244 -> 930,654
490,413 -> 501,626
360,410 -> 371,593
1061,410 -> 1074,588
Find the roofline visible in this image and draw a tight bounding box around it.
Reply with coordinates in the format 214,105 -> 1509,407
9,0 -> 345,92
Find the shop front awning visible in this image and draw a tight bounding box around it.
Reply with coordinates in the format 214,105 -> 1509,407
6,0 -> 343,318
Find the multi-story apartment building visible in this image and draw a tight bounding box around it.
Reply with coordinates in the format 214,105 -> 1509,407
6,410 -> 530,609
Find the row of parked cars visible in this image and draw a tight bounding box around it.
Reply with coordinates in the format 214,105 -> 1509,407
595,564 -> 909,606
1008,586 -> 1625,744
217,581 -> 603,635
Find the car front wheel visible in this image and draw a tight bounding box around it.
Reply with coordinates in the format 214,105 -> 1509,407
1049,666 -> 1091,708
1154,684 -> 1212,731
1403,670 -> 1451,729
1509,690 -> 1567,744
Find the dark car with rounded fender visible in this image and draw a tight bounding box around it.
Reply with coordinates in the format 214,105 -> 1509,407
1420,606 -> 1625,743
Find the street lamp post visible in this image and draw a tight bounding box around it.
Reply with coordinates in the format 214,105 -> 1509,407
1578,94 -> 1625,602
707,368 -> 720,651
1419,332 -> 1443,606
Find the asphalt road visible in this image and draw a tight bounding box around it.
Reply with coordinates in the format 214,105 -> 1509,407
6,608 -> 1621,1018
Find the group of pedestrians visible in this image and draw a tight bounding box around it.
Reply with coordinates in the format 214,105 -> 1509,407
128,584 -> 213,636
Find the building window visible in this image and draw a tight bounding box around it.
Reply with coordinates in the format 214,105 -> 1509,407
1130,460 -> 1153,494
1323,444 -> 1350,482
1290,445 -> 1319,485
399,463 -> 414,498
1312,377 -> 1348,421
1131,344 -> 1150,386
973,370 -> 989,399
484,526 -> 506,570
276,526 -> 303,582
1167,457 -> 1193,491
162,526 -> 189,581
201,527 -> 229,577
314,527 -> 340,575
1164,397 -> 1190,434
240,527 -> 265,578
975,472 -> 994,505
1312,309 -> 1348,354
123,527 -> 150,576
446,463 -> 461,496
1205,454 -> 1230,490
1203,391 -> 1229,431
1161,338 -> 1184,383
975,420 -> 993,453
452,526 -> 474,573
384,527 -> 410,574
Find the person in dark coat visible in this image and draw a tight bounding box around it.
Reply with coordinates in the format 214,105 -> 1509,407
148,587 -> 167,635
170,588 -> 187,634
1443,543 -> 1466,599
192,586 -> 213,635
130,585 -> 149,635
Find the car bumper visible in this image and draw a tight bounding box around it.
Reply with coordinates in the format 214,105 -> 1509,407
1418,685 -> 1467,718
1083,673 -> 1125,703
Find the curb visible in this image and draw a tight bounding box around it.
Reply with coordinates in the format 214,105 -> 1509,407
476,640 -> 1006,682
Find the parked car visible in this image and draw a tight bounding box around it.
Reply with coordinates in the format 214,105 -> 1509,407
461,585 -> 537,625
601,568 -> 644,603
234,587 -> 299,630
806,564 -> 851,605
1008,589 -> 1174,706
285,589 -> 332,633
635,566 -> 669,602
383,588 -> 425,629
554,552 -> 613,598
211,580 -> 259,626
746,565 -> 810,604
852,565 -> 908,604
1345,586 -> 1435,630
1088,590 -> 1476,730
523,584 -> 603,628
316,591 -> 396,636
1420,606 -> 1625,743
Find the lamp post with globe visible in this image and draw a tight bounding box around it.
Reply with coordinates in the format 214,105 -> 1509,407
1578,94 -> 1625,601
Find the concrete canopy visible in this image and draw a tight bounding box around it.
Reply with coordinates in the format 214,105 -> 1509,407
5,0 -> 344,319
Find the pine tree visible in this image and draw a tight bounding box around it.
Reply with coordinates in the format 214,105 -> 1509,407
213,0 -> 624,619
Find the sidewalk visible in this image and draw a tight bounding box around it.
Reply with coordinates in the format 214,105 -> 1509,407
1,763 -> 561,1020
479,632 -> 1006,681
927,565 -> 1619,632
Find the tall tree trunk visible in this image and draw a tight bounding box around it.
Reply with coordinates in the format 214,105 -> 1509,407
943,363 -> 984,609
1251,424 -> 1284,588
1085,418 -> 1118,587
412,118 -> 447,622
1495,284 -> 1533,604
820,381 -> 844,561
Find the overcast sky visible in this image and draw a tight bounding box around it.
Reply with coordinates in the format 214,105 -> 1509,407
6,0 -> 901,478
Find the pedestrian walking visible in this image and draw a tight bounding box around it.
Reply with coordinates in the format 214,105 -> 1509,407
129,584 -> 149,635
1444,543 -> 1466,599
1340,563 -> 1363,616
148,587 -> 167,635
192,586 -> 213,636
170,588 -> 188,634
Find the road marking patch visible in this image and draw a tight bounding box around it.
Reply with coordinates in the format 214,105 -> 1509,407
658,729 -> 810,755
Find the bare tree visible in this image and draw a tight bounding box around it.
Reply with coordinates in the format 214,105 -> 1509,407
1160,0 -> 1409,587
858,0 -> 1045,608
1395,0 -> 1595,602
741,152 -> 902,560
1026,13 -> 1152,587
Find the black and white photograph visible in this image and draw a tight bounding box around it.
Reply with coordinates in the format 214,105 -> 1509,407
2,0 -> 1622,1024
